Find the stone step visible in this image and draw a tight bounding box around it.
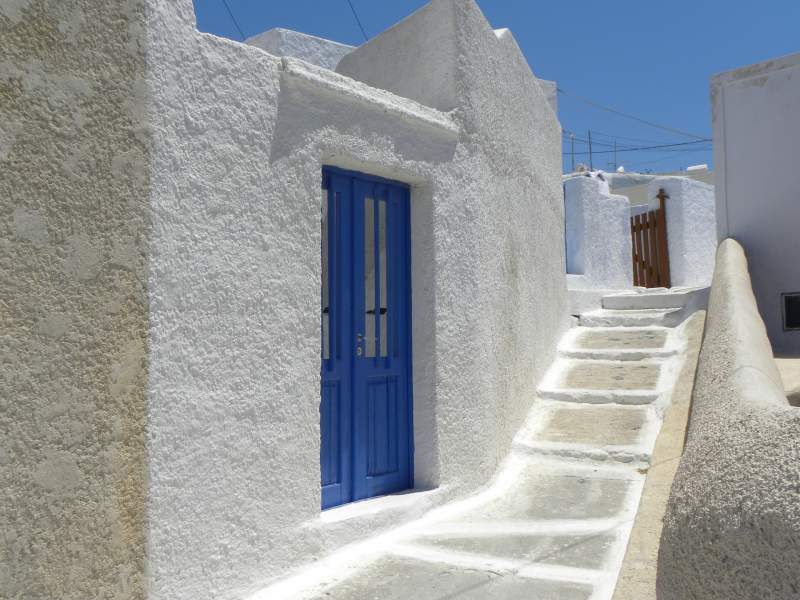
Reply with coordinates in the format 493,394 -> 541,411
559,347 -> 677,361
601,286 -> 709,311
558,326 -> 675,361
536,387 -> 660,405
537,357 -> 664,405
578,308 -> 682,327
513,402 -> 654,465
437,458 -> 641,524
513,439 -> 650,466
556,358 -> 662,389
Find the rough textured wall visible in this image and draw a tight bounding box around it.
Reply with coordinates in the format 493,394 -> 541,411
712,53 -> 800,354
144,3 -> 305,599
659,239 -> 800,600
0,1 -> 149,599
564,174 -> 632,290
647,176 -> 716,288
337,0 -> 459,111
452,0 -> 567,485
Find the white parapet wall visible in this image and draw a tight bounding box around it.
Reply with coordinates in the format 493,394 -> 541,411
711,52 -> 800,354
245,28 -> 354,70
646,176 -> 716,288
564,173 -> 633,290
659,238 -> 800,599
1,1 -> 569,600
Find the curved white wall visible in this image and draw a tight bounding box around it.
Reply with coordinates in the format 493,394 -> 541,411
660,239 -> 800,599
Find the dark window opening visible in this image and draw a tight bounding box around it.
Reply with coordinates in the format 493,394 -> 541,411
783,293 -> 800,331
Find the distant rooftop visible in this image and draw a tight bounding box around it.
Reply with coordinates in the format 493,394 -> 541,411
245,28 -> 355,71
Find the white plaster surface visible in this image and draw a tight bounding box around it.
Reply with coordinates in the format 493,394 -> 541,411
494,28 -> 558,116
659,239 -> 800,599
646,176 -> 716,287
711,52 -> 800,354
245,28 -> 354,71
143,0 -> 568,598
564,173 -> 632,290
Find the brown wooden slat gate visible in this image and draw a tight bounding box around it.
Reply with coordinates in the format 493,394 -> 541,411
630,188 -> 671,288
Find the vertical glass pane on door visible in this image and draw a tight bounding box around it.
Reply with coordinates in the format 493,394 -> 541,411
321,186 -> 330,360
379,200 -> 388,357
364,196 -> 376,357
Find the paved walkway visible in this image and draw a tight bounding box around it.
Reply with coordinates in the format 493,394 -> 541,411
263,306 -> 692,600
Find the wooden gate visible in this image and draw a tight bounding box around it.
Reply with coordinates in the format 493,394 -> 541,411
630,188 -> 671,288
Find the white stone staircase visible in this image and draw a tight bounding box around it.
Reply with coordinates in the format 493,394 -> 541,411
530,322 -> 683,466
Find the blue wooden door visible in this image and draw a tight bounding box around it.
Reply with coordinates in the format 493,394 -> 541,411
320,167 -> 413,510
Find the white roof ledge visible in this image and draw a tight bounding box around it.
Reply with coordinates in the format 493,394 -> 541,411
278,57 -> 459,136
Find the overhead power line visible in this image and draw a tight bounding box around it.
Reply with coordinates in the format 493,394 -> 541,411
562,139 -> 711,157
563,130 -> 646,151
346,0 -> 369,42
584,129 -> 679,146
220,0 -> 246,41
557,87 -> 708,141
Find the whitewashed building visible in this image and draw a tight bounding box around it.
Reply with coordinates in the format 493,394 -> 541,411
710,51 -> 800,354
2,0 -> 568,598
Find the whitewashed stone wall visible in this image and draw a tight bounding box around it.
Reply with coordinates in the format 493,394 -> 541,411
647,176 -> 716,288
564,173 -> 632,290
712,52 -> 800,354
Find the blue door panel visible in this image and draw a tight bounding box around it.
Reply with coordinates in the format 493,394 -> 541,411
320,172 -> 354,509
320,167 -> 413,509
320,381 -> 341,486
367,376 -> 399,477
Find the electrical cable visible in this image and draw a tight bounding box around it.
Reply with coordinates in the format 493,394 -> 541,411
346,0 -> 369,41
557,87 -> 708,140
562,139 -> 711,157
220,0 -> 246,41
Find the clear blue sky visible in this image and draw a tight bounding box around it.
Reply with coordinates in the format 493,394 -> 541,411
193,0 -> 799,174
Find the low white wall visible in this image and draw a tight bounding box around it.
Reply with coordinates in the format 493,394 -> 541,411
564,173 -> 632,290
659,238 -> 800,599
712,52 -> 800,354
647,176 -> 716,287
